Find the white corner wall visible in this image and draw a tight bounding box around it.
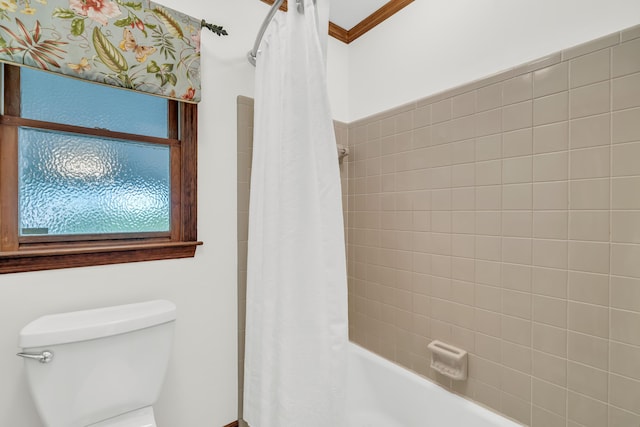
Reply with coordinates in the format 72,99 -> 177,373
347,0 -> 640,121
327,37 -> 350,122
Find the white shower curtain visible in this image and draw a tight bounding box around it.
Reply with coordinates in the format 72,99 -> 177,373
243,0 -> 348,426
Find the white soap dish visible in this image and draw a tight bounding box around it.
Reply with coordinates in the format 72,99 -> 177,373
428,340 -> 468,380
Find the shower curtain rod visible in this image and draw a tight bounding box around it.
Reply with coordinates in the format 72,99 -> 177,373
248,0 -> 314,66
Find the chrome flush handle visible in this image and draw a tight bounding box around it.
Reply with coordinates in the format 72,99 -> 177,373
16,350 -> 54,364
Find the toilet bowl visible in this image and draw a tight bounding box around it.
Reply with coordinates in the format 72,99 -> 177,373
17,300 -> 176,427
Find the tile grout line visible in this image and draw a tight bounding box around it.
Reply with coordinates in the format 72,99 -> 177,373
607,39 -> 614,423
565,52 -> 572,427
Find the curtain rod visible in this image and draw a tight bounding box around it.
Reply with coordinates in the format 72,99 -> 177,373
247,0 -> 286,66
248,0 -> 317,66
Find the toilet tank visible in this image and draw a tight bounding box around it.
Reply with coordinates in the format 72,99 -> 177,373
18,300 -> 176,427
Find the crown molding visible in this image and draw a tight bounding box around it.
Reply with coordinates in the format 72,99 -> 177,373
259,0 -> 413,44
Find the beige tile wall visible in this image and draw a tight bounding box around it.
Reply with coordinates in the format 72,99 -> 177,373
237,96 -> 252,424
346,26 -> 640,427
237,24 -> 640,427
236,96 -> 349,423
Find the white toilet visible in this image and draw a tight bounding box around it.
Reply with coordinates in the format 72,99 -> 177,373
17,300 -> 176,427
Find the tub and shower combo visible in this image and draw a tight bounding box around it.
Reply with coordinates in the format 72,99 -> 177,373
347,343 -> 521,427
242,1 -> 523,426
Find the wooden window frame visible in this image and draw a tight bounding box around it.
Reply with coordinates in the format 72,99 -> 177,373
0,65 -> 202,274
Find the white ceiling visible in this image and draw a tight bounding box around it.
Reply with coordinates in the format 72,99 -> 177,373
329,0 -> 390,30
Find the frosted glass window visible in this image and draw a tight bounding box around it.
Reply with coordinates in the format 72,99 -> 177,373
21,68 -> 168,138
18,128 -> 170,236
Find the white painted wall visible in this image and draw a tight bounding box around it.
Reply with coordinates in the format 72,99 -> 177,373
347,0 -> 640,121
327,38 -> 350,122
0,1 -> 348,426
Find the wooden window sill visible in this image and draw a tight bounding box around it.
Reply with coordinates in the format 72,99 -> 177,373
0,241 -> 203,274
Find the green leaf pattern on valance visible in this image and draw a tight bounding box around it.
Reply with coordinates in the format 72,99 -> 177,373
0,0 -> 202,102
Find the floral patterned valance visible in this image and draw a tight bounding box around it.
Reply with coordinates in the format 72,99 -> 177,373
0,0 -> 202,102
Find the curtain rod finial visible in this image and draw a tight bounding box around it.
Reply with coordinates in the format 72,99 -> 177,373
201,19 -> 229,37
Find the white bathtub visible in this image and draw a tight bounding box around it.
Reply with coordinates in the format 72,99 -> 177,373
347,343 -> 522,427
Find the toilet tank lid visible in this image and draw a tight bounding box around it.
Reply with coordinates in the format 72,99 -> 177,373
19,300 -> 176,348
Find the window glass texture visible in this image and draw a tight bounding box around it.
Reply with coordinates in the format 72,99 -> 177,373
18,128 -> 170,236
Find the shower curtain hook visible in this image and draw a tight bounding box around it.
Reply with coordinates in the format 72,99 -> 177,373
296,0 -> 304,14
